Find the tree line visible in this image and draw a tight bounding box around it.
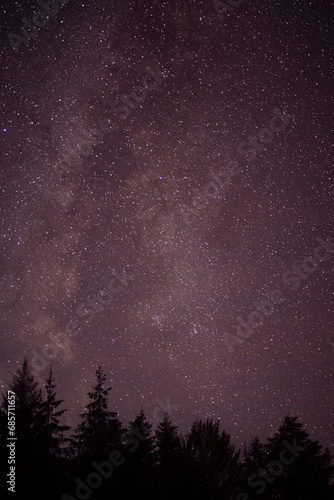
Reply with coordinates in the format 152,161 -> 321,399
0,359 -> 333,500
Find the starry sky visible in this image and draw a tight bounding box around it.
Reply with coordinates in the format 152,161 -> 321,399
0,0 -> 333,452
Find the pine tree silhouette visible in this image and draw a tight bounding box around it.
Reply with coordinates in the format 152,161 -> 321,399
240,415 -> 334,500
155,412 -> 182,469
0,358 -> 44,498
117,409 -> 158,499
74,367 -> 124,461
1,362 -> 333,500
126,408 -> 157,470
264,415 -> 334,500
39,366 -> 71,459
239,436 -> 267,499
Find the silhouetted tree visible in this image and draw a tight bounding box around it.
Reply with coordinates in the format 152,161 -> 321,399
264,415 -> 334,500
239,436 -> 268,499
244,436 -> 266,466
27,366 -> 71,499
74,367 -> 124,461
10,358 -> 43,441
240,416 -> 334,500
152,412 -> 193,499
0,358 -> 44,498
155,412 -> 182,469
126,408 -> 156,470
184,419 -> 241,498
115,409 -> 158,499
2,362 -> 333,500
39,366 -> 71,459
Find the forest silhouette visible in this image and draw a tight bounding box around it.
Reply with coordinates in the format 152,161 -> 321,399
1,359 -> 333,500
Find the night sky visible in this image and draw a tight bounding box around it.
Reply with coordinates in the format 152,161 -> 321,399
0,0 -> 333,452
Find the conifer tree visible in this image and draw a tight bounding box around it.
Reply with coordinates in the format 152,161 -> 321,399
10,357 -> 43,442
243,436 -> 267,472
74,367 -> 124,460
126,408 -> 156,470
264,415 -> 334,500
155,412 -> 181,468
0,358 -> 44,496
39,366 -> 71,459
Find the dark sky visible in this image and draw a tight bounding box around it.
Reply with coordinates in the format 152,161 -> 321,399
0,0 -> 333,452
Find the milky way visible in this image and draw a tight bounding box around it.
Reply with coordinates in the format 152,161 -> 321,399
0,0 -> 333,451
